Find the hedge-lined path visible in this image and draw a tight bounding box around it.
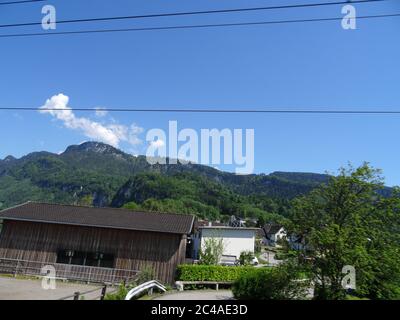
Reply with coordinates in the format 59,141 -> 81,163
153,290 -> 234,300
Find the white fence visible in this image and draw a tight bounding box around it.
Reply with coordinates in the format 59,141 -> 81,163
0,257 -> 139,285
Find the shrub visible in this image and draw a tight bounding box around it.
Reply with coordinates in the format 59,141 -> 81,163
232,263 -> 310,300
105,267 -> 156,300
176,265 -> 254,282
199,237 -> 224,265
135,266 -> 155,285
104,283 -> 129,300
239,251 -> 255,266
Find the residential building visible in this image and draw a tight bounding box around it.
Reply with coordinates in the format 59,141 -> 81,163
262,223 -> 286,247
192,224 -> 258,262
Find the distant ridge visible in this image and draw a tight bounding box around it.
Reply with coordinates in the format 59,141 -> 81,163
1,141 -> 386,221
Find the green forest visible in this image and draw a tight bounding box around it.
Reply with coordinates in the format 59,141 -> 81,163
0,141 -> 328,223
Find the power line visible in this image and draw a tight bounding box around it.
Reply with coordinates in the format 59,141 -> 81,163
0,12 -> 399,39
0,0 -> 45,6
0,0 -> 386,29
2,107 -> 400,114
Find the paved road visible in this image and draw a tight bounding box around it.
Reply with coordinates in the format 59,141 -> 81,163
0,276 -> 101,300
260,250 -> 281,266
154,290 -> 234,300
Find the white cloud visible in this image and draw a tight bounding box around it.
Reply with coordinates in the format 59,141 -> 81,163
39,94 -> 143,148
129,124 -> 144,145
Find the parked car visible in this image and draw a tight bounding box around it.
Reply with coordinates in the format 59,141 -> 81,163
220,255 -> 238,266
251,256 -> 259,265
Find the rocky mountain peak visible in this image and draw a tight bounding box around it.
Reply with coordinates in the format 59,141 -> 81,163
63,141 -> 124,155
3,155 -> 16,162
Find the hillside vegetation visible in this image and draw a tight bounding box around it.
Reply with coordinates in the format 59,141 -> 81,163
0,141 -> 335,221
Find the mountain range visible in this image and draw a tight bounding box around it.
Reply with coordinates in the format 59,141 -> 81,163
0,141 -> 340,221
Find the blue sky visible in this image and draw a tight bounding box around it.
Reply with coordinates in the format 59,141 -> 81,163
1,0 -> 400,185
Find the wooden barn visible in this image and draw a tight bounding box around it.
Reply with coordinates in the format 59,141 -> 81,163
0,202 -> 195,284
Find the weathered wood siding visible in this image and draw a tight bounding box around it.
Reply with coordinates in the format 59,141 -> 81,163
0,220 -> 187,283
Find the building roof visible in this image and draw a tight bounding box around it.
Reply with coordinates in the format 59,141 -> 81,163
0,202 -> 195,235
195,220 -> 226,228
199,226 -> 260,231
256,228 -> 265,238
263,224 -> 284,235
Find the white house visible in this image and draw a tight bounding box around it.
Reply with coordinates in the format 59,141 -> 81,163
260,224 -> 308,250
262,224 -> 286,247
192,226 -> 258,262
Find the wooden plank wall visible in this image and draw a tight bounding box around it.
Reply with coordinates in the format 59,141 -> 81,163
0,220 -> 187,283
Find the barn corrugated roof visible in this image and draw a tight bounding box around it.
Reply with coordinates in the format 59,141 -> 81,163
0,202 -> 194,235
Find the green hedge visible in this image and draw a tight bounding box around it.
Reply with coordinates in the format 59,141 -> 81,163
176,265 -> 255,282
232,265 -> 309,300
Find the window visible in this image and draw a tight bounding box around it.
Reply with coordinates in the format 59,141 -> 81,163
84,252 -> 99,267
71,251 -> 85,265
99,253 -> 114,268
56,250 -> 73,264
56,249 -> 114,268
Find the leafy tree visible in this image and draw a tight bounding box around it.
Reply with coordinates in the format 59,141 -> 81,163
360,188 -> 400,299
122,201 -> 141,210
288,164 -> 400,300
77,195 -> 94,206
199,237 -> 225,265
